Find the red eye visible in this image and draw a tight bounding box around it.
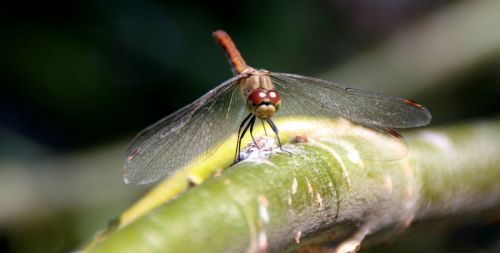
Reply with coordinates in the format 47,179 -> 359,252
248,88 -> 267,105
267,90 -> 281,104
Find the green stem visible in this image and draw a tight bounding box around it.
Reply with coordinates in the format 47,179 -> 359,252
83,119 -> 500,253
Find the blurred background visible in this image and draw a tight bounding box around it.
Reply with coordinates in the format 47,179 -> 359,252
1,0 -> 499,252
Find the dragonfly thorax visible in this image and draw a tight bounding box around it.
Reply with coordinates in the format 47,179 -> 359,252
238,69 -> 274,98
246,88 -> 281,120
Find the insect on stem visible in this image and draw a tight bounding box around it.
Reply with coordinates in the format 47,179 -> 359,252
213,30 -> 248,74
123,30 -> 432,185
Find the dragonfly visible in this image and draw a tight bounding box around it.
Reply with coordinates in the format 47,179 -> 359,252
123,30 -> 432,185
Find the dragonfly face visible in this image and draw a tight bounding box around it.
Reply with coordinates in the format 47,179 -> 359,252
122,30 -> 432,185
246,88 -> 282,120
241,71 -> 282,120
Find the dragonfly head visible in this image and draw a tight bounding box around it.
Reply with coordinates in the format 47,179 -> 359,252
247,88 -> 281,120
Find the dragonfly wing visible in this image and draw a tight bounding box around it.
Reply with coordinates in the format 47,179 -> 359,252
124,75 -> 247,184
270,73 -> 431,129
269,73 -> 427,160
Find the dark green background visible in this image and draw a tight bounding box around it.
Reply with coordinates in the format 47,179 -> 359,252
1,0 -> 499,252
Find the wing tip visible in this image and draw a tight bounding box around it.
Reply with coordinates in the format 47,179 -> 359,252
418,105 -> 433,127
123,176 -> 132,184
123,159 -> 157,185
404,98 -> 433,126
122,171 -> 157,185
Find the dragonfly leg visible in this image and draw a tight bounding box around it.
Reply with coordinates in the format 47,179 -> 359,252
266,119 -> 282,149
236,113 -> 253,162
261,120 -> 268,136
267,119 -> 292,156
248,116 -> 259,149
237,115 -> 255,162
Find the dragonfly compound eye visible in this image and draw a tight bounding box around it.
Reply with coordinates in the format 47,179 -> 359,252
247,88 -> 267,105
267,90 -> 281,109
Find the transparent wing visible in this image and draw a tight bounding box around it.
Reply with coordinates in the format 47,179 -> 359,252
270,72 -> 431,160
124,75 -> 247,184
270,72 -> 431,128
